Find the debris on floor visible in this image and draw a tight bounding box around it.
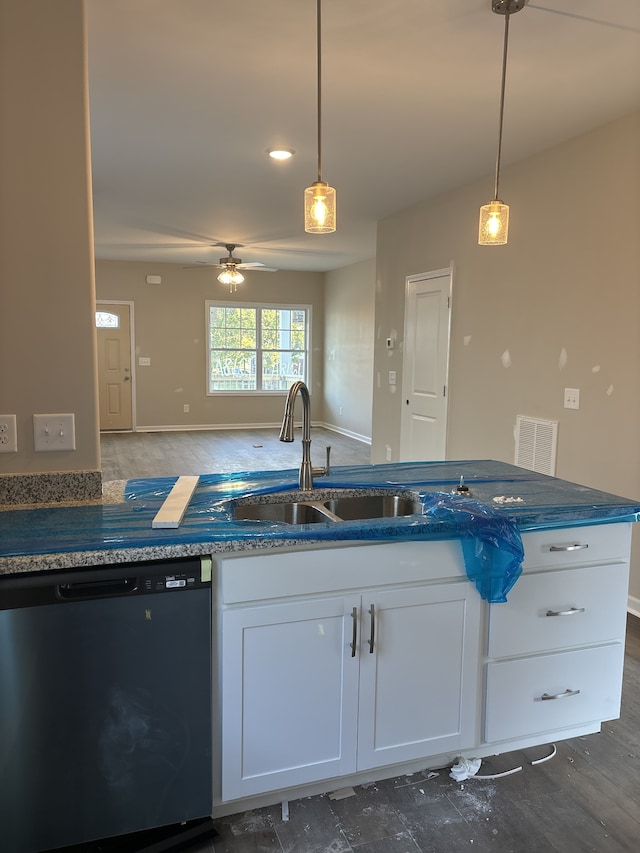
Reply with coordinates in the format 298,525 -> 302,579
450,757 -> 482,781
328,786 -> 356,800
450,743 -> 557,782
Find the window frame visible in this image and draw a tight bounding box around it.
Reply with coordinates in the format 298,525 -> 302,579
205,300 -> 312,396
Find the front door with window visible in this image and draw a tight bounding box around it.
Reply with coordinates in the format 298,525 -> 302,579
96,303 -> 133,431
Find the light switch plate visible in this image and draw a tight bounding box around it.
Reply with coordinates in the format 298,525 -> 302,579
33,413 -> 76,451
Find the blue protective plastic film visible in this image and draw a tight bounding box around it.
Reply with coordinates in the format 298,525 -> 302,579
2,460 -> 639,603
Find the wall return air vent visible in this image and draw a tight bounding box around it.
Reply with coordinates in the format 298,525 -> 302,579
515,415 -> 558,476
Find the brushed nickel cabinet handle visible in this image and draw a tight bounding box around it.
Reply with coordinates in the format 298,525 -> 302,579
350,606 -> 357,657
545,606 -> 586,617
549,543 -> 589,552
368,604 -> 375,654
540,688 -> 580,701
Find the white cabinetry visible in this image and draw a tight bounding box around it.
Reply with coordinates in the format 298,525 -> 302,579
221,594 -> 360,799
357,582 -> 478,772
484,523 -> 631,745
216,522 -> 632,807
219,541 -> 480,802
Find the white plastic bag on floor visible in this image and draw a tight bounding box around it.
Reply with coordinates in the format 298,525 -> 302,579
449,757 -> 482,781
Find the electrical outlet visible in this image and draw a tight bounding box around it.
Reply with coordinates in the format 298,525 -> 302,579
33,413 -> 76,451
183,404 -> 190,413
564,388 -> 580,410
0,415 -> 18,453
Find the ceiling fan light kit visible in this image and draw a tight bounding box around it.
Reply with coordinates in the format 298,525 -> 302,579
478,0 -> 526,246
216,244 -> 246,291
217,267 -> 245,291
211,243 -> 277,291
304,0 -> 336,234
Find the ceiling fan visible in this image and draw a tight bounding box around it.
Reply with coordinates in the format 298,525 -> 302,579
186,243 -> 277,292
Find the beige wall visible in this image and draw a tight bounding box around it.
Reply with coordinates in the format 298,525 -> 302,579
95,260 -> 325,429
323,259 -> 375,444
373,112 -> 640,597
2,1 -> 637,601
0,0 -> 100,476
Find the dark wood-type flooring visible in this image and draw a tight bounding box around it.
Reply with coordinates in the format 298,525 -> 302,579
99,430 -> 640,852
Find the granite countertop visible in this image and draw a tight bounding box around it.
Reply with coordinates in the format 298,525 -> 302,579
1,460 -> 639,577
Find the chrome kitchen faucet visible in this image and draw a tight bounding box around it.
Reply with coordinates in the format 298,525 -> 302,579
279,380 -> 330,490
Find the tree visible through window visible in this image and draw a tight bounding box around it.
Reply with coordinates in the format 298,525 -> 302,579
207,302 -> 309,392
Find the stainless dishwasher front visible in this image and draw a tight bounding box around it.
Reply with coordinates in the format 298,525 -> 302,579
0,556 -> 213,853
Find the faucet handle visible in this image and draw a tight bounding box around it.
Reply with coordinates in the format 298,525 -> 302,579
312,445 -> 331,481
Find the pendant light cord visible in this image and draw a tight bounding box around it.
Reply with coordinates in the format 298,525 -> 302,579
494,7 -> 511,201
316,0 -> 323,183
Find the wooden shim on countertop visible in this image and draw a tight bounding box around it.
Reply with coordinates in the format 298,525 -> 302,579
152,475 -> 200,529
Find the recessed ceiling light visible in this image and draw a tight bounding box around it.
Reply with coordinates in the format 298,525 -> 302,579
267,148 -> 295,161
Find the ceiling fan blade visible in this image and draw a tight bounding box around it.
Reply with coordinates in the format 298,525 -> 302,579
238,262 -> 277,271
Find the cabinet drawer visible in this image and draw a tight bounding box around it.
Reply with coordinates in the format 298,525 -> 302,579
520,523 -> 631,571
488,562 -> 629,658
485,643 -> 624,743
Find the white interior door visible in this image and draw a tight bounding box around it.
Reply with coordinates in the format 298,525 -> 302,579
400,268 -> 452,461
96,302 -> 133,431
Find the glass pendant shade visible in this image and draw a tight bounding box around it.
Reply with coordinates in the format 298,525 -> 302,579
478,200 -> 509,246
304,181 -> 336,233
217,267 -> 244,291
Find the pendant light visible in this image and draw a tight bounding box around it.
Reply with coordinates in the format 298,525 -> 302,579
478,0 -> 526,246
304,0 -> 336,233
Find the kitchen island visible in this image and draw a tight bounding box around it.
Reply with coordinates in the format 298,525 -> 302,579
1,459 -> 639,822
1,459 -> 638,574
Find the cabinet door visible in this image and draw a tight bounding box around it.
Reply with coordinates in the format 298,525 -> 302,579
357,582 -> 480,771
221,595 -> 360,801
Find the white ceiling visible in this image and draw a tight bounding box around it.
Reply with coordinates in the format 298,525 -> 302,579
87,0 -> 640,273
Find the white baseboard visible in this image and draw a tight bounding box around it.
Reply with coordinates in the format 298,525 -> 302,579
133,422 -> 372,445
318,422 -> 372,445
628,594 -> 640,619
134,422 -> 282,433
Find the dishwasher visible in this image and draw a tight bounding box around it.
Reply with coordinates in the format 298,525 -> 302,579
0,556 -> 214,853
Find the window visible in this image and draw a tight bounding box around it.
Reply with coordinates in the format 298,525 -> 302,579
206,302 -> 310,393
95,311 -> 120,328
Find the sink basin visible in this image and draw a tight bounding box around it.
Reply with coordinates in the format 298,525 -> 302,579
233,491 -> 423,525
234,502 -> 333,524
323,494 -> 421,521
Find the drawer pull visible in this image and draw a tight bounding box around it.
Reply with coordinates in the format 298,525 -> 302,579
545,606 -> 586,617
350,607 -> 358,657
540,688 -> 581,701
549,543 -> 589,552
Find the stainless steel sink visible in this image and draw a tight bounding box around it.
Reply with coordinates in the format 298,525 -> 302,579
323,494 -> 421,520
233,491 -> 422,525
234,502 -> 334,524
